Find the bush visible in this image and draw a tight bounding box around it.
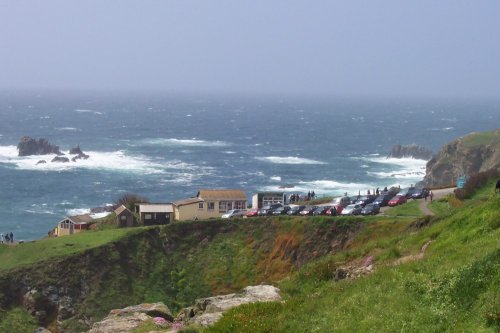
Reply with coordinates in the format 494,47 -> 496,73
116,193 -> 149,211
455,168 -> 499,200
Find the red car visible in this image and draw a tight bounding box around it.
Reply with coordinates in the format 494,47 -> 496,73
245,208 -> 259,217
325,204 -> 343,215
388,195 -> 407,207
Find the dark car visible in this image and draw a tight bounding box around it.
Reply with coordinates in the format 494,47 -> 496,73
300,206 -> 318,216
258,203 -> 282,216
287,205 -> 306,216
388,195 -> 407,207
398,187 -> 416,198
272,206 -> 291,215
312,206 -> 330,216
349,195 -> 361,204
361,203 -> 380,215
411,188 -> 430,199
355,195 -> 375,207
373,194 -> 391,207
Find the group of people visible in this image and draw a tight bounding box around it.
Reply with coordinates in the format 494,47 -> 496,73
0,232 -> 14,244
287,191 -> 316,203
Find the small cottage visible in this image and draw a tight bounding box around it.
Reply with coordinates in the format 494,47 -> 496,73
138,203 -> 174,225
174,189 -> 247,221
251,191 -> 285,209
114,205 -> 136,227
55,214 -> 93,236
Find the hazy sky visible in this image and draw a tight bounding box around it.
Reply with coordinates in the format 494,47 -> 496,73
1,1 -> 499,97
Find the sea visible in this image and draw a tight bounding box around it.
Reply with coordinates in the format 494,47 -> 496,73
0,91 -> 499,240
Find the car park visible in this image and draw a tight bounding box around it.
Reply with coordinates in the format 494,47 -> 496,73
325,205 -> 341,216
300,206 -> 318,216
312,206 -> 330,216
361,203 -> 380,215
272,206 -> 291,215
287,205 -> 306,216
341,204 -> 363,215
349,196 -> 361,204
355,195 -> 375,207
258,203 -> 282,216
388,195 -> 407,206
398,187 -> 416,198
373,194 -> 391,207
221,209 -> 245,219
331,196 -> 351,208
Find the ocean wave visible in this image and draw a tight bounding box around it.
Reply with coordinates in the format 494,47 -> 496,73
367,170 -> 425,179
74,109 -> 104,115
256,156 -> 326,165
261,179 -> 372,196
136,138 -> 230,147
0,145 -> 212,177
67,208 -> 91,216
356,155 -> 427,183
270,176 -> 282,181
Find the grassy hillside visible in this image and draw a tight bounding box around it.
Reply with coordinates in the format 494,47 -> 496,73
207,191 -> 500,332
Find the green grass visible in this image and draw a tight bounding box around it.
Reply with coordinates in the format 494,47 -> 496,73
207,190 -> 500,332
428,197 -> 453,215
0,227 -> 144,272
0,307 -> 39,333
461,129 -> 500,148
384,200 -> 422,217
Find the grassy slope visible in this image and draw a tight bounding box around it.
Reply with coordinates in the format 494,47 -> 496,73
0,227 -> 142,272
462,128 -> 500,148
384,200 -> 422,217
208,191 -> 500,332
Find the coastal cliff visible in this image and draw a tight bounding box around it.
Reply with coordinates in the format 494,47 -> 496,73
422,129 -> 500,187
387,144 -> 433,160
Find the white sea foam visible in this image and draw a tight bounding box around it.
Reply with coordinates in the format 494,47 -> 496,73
256,156 -> 326,165
270,176 -> 282,181
67,208 -> 90,216
137,138 -> 230,147
0,145 -> 211,177
74,109 -> 104,115
56,127 -> 78,131
357,155 -> 427,183
261,179 -> 372,196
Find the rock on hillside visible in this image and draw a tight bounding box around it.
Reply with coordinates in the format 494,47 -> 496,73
387,144 -> 433,160
17,136 -> 63,156
178,285 -> 281,327
422,129 -> 500,187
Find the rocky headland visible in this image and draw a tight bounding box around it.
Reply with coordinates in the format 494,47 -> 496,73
422,129 -> 500,187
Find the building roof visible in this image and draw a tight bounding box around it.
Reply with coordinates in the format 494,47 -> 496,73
138,203 -> 174,213
114,205 -> 132,216
174,197 -> 204,207
64,214 -> 94,224
197,189 -> 247,201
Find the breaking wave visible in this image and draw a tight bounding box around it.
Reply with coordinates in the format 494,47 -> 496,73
136,138 -> 230,147
256,156 -> 326,165
261,179 -> 372,196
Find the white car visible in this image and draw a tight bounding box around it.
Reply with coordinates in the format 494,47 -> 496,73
341,204 -> 362,216
221,209 -> 245,219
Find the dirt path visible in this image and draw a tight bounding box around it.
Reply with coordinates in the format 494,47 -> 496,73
418,187 -> 456,216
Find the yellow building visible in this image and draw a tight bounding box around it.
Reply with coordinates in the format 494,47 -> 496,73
54,214 -> 93,236
174,189 -> 247,221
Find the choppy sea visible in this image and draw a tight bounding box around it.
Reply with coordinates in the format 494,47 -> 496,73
0,91 -> 499,240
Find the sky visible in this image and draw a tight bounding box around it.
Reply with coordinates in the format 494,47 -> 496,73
1,1 -> 500,98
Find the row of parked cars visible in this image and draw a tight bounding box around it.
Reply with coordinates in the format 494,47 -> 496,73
221,186 -> 430,218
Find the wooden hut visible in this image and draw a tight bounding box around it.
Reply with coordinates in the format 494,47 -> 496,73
114,205 -> 136,227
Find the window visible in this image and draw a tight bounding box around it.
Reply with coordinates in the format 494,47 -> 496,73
145,214 -> 152,219
121,215 -> 127,221
198,202 -> 204,210
234,201 -> 246,209
207,202 -> 215,211
219,201 -> 227,212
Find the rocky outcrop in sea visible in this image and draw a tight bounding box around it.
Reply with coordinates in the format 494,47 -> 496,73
17,136 -> 63,156
387,144 -> 433,160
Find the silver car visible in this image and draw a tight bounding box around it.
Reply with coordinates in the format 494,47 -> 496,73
341,204 -> 363,216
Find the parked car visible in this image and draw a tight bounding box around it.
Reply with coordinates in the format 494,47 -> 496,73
331,196 -> 351,208
398,187 -> 416,198
341,204 -> 363,215
287,205 -> 306,216
325,205 -> 342,216
258,203 -> 282,216
361,203 -> 380,215
388,195 -> 407,206
245,208 -> 259,217
272,206 -> 291,215
411,188 -> 430,199
373,194 -> 391,207
349,196 -> 361,204
299,205 -> 318,216
312,206 -> 330,216
221,209 -> 245,219
355,195 -> 375,207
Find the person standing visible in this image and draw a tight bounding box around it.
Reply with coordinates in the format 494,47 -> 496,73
429,191 -> 434,202
9,232 -> 13,243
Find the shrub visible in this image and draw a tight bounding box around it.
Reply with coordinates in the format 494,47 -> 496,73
116,193 -> 149,211
455,168 -> 499,200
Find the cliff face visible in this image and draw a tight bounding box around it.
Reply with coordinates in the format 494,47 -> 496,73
0,218 -> 364,333
387,144 -> 433,160
422,129 -> 500,187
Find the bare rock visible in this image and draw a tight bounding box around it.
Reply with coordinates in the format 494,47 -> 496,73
51,156 -> 70,163
108,302 -> 173,321
17,136 -> 63,156
69,145 -> 90,161
34,328 -> 53,333
88,312 -> 150,333
36,160 -> 47,165
387,144 -> 433,160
